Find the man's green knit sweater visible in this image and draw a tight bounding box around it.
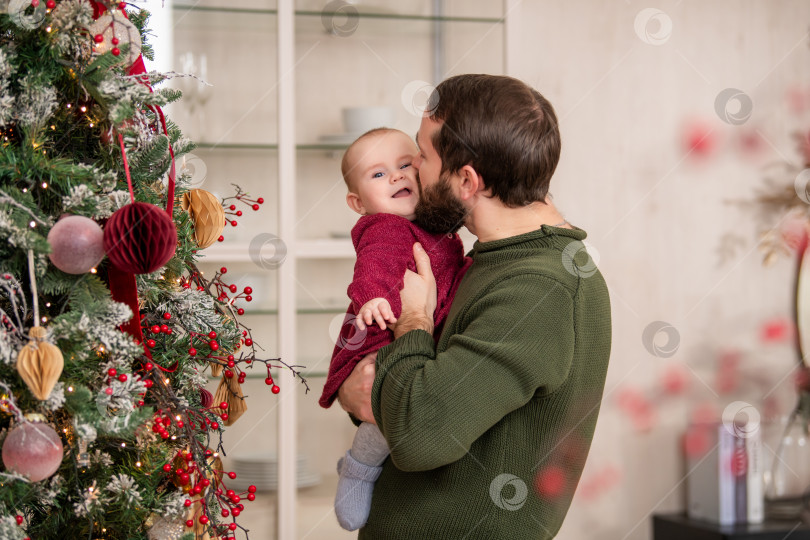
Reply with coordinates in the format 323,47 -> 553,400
363,225 -> 612,540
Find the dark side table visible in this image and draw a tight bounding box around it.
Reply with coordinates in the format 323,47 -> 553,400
653,513 -> 810,540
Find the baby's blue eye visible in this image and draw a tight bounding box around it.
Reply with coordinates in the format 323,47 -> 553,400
400,163 -> 411,169
372,172 -> 384,179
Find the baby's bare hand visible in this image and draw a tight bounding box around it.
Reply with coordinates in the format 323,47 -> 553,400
356,298 -> 397,331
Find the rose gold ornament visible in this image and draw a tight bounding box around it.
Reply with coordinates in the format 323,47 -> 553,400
181,189 -> 225,249
2,414 -> 63,481
47,215 -> 105,274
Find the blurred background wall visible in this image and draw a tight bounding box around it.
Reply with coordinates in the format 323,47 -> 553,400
505,2 -> 810,538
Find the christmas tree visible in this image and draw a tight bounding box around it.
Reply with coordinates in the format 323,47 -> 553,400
0,1 -> 305,538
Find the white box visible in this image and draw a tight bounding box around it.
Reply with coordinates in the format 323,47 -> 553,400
686,422 -> 764,525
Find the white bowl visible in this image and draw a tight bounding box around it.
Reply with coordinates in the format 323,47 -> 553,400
342,106 -> 395,134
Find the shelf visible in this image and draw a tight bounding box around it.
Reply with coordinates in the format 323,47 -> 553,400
196,243 -> 255,262
237,306 -> 347,315
296,238 -> 354,259
173,4 -> 504,24
193,142 -> 351,151
196,239 -> 354,262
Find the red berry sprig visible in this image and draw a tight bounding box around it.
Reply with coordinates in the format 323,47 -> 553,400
164,447 -> 258,537
221,186 -> 265,229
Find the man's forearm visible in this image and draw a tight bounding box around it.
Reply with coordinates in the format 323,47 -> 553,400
393,313 -> 433,339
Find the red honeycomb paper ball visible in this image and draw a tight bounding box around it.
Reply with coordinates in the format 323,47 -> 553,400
2,420 -> 64,482
103,202 -> 177,274
200,388 -> 214,408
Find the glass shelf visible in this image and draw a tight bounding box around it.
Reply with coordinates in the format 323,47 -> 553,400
238,306 -> 347,315
208,369 -> 328,379
197,238 -> 355,262
173,4 -> 503,24
193,142 -> 350,151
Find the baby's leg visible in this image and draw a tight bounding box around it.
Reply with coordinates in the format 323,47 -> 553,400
334,422 -> 390,530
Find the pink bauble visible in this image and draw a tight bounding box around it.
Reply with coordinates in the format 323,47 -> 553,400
47,215 -> 105,274
2,420 -> 64,482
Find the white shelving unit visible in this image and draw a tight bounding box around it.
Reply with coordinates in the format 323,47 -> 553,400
170,2 -> 506,537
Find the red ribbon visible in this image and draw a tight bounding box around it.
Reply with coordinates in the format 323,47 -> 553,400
91,0 -> 178,364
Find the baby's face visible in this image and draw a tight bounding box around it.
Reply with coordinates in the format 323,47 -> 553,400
346,131 -> 419,220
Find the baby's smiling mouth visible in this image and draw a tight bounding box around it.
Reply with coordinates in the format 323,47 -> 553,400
392,187 -> 412,198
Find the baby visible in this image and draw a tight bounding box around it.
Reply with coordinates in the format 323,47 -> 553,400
319,128 -> 470,531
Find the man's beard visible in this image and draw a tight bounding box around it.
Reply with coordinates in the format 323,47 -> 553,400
413,173 -> 468,234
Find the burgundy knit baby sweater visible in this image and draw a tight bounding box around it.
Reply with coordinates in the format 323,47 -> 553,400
319,213 -> 470,408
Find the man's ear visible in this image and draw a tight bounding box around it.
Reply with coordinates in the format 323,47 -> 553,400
457,164 -> 484,201
346,192 -> 366,215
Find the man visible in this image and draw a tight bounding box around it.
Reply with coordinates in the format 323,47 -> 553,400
338,74 -> 612,539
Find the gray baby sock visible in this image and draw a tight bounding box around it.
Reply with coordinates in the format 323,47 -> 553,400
334,422 -> 390,531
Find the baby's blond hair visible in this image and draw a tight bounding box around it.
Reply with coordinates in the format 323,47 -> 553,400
340,127 -> 398,192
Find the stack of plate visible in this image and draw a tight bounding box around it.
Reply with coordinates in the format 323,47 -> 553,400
229,453 -> 321,492
318,133 -> 361,145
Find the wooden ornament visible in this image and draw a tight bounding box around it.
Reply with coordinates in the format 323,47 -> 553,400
16,327 -> 64,401
209,360 -> 223,378
213,375 -> 247,426
181,189 -> 225,249
188,501 -> 211,540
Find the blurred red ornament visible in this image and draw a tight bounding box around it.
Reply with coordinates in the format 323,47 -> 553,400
760,317 -> 793,343
690,401 -> 719,424
682,120 -> 718,158
534,466 -> 566,498
786,85 -> 810,114
715,350 -> 742,394
780,216 -> 810,253
737,129 -> 766,156
617,388 -> 655,431
683,426 -> 711,458
661,365 -> 689,395
103,202 -> 177,274
2,418 -> 63,481
577,465 -> 621,500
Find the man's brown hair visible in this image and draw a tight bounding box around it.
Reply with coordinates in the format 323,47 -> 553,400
427,74 -> 561,207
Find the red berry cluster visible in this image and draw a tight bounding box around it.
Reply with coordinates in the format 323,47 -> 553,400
103,366 -> 150,406
142,312 -> 174,349
30,0 -> 55,8
221,353 -> 247,386
161,448 -> 257,538
187,329 -> 222,359
12,514 -> 30,540
222,188 -> 265,228
181,269 -> 253,313
264,367 -> 280,395
178,264 -> 306,395
87,2 -> 129,57
213,267 -> 254,308
150,403 -> 223,440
